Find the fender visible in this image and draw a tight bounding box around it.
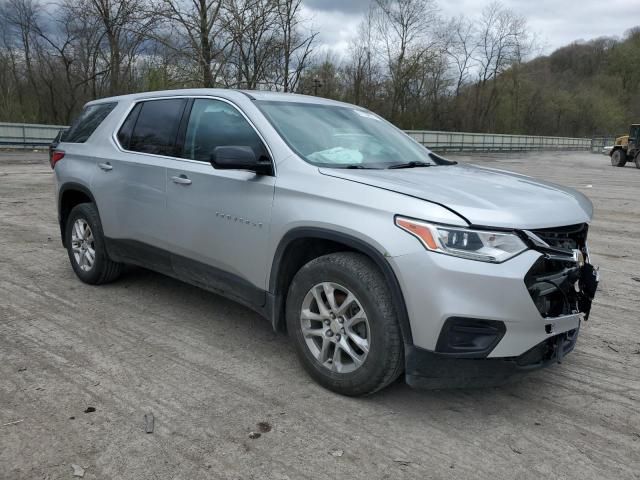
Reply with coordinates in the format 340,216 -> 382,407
57,182 -> 98,246
268,227 -> 414,347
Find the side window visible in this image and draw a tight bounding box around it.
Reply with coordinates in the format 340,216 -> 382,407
182,98 -> 268,162
129,99 -> 187,156
116,103 -> 142,149
63,102 -> 117,143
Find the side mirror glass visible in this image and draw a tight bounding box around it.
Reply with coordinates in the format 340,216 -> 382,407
210,146 -> 272,175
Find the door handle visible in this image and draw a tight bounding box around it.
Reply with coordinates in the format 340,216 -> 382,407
98,162 -> 113,171
171,175 -> 192,186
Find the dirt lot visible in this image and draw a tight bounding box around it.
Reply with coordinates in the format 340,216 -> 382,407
1,150 -> 638,480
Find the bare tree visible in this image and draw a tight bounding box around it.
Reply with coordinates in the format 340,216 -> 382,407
274,0 -> 316,92
345,7 -> 379,106
444,15 -> 477,97
373,0 -> 438,124
154,0 -> 228,87
0,0 -> 41,117
83,0 -> 159,95
472,1 -> 531,130
223,0 -> 280,89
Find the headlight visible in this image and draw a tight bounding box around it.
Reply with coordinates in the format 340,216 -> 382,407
395,217 -> 527,263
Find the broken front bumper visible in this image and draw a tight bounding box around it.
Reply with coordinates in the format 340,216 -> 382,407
392,223 -> 599,389
405,327 -> 580,389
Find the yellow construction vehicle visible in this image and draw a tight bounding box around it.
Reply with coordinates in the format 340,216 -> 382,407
610,124 -> 640,168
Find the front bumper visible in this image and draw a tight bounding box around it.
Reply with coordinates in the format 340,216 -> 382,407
390,237 -> 598,386
405,327 -> 580,389
391,249 -> 584,357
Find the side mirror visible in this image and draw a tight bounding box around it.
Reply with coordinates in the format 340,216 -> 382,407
210,146 -> 273,175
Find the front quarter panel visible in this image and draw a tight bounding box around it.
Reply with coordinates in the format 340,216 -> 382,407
267,159 -> 468,278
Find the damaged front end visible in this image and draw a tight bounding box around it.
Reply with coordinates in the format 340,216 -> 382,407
522,224 -> 599,321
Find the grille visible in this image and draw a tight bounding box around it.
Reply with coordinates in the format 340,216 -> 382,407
524,223 -> 590,318
530,223 -> 588,251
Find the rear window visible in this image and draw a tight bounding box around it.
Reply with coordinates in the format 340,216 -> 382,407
125,99 -> 187,156
62,102 -> 117,143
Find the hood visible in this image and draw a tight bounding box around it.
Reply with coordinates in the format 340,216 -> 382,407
320,163 -> 593,229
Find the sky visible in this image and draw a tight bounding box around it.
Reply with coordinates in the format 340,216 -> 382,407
301,0 -> 640,59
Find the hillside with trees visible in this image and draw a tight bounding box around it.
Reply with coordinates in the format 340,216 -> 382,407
0,0 -> 638,138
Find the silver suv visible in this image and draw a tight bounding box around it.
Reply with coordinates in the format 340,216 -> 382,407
53,89 -> 599,395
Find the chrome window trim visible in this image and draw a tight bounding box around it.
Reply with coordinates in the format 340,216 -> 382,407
111,95 -> 277,175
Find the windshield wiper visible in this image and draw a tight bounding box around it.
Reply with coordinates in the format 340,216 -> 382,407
387,161 -> 433,169
344,165 -> 379,169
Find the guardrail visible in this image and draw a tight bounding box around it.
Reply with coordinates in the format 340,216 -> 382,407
1,121 -> 594,153
406,130 -> 592,153
590,136 -> 617,154
0,122 -> 67,148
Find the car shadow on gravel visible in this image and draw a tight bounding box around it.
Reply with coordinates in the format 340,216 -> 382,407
96,264 -> 570,418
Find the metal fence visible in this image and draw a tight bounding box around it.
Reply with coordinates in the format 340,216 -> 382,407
0,122 -> 67,148
406,130 -> 592,153
0,121 -> 595,153
590,136 -> 617,154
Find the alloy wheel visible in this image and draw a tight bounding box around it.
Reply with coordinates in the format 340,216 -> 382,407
300,282 -> 370,373
71,218 -> 96,272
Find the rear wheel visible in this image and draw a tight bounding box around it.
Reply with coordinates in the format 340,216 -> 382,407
635,154 -> 640,169
286,252 -> 404,396
65,203 -> 122,285
611,149 -> 627,167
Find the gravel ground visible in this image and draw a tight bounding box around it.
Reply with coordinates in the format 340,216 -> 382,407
1,150 -> 639,480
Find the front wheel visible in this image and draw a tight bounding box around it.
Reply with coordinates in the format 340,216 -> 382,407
611,149 -> 627,167
286,252 -> 404,396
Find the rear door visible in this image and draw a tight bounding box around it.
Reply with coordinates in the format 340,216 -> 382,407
97,98 -> 188,258
164,97 -> 276,306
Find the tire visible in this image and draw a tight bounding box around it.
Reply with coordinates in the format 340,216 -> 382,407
286,252 -> 404,396
635,154 -> 640,169
65,203 -> 122,285
611,149 -> 627,167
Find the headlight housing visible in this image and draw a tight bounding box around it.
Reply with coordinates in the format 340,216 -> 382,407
395,217 -> 527,263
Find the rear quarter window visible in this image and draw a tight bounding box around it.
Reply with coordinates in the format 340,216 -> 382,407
63,102 -> 117,143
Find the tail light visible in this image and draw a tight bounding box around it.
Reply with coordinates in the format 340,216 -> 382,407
50,150 -> 65,169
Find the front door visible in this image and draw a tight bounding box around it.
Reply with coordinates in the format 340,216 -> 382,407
165,98 -> 276,307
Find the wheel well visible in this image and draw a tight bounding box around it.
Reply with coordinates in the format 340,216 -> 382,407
59,188 -> 93,246
611,146 -> 626,156
272,238 -> 356,312
269,231 -> 413,346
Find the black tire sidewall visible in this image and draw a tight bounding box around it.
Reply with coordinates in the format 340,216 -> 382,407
612,150 -> 626,167
286,254 -> 402,395
65,203 -> 109,284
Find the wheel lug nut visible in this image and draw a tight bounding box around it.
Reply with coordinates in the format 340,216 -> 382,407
326,330 -> 333,337
338,318 -> 343,324
336,334 -> 341,341
341,329 -> 345,334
